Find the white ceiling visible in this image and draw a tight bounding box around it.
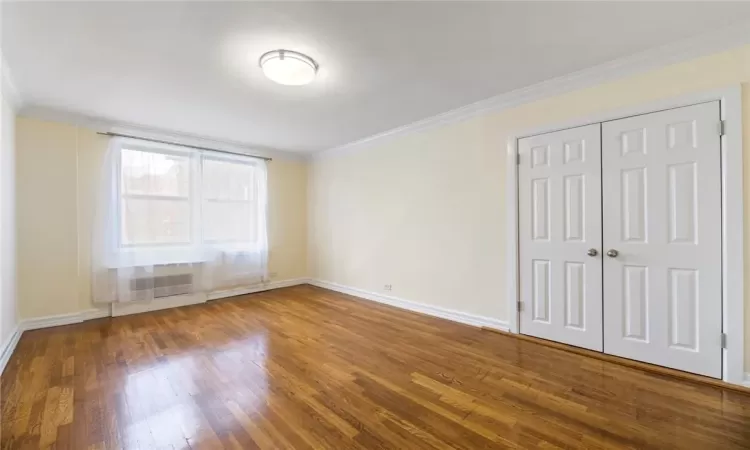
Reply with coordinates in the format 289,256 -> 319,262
4,2 -> 750,153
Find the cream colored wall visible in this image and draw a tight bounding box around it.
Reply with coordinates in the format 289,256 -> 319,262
17,120 -> 79,319
12,44 -> 750,369
16,117 -> 308,319
309,44 -> 750,367
309,118 -> 506,318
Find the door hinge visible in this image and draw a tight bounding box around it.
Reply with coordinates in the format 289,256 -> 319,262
516,154 -> 521,165
517,301 -> 523,312
718,120 -> 725,136
721,333 -> 727,349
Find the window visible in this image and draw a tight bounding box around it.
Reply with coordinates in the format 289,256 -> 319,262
109,139 -> 267,265
202,157 -> 258,244
120,148 -> 192,246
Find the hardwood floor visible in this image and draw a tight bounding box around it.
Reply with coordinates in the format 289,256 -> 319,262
2,285 -> 750,449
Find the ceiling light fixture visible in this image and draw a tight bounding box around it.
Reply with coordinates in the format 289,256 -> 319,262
259,49 -> 318,86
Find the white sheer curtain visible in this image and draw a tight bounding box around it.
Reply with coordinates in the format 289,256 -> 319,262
92,137 -> 268,304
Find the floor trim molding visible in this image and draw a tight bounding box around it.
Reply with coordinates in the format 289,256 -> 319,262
20,307 -> 112,332
22,312 -> 88,331
80,307 -> 113,322
0,325 -> 22,375
0,278 -> 310,370
487,328 -> 750,394
310,279 -> 509,332
111,293 -> 207,317
208,277 -> 311,301
19,278 -> 309,326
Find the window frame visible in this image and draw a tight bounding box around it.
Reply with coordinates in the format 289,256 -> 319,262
116,142 -> 196,250
112,139 -> 265,258
200,153 -> 260,246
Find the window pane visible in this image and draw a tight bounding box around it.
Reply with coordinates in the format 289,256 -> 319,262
121,198 -> 190,245
203,201 -> 257,243
121,148 -> 190,197
202,158 -> 255,201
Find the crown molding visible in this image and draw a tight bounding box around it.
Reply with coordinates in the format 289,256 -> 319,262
315,20 -> 750,160
1,52 -> 22,111
18,104 -> 308,161
2,48 -> 303,160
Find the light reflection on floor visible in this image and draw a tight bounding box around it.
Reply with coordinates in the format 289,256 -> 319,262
120,332 -> 269,448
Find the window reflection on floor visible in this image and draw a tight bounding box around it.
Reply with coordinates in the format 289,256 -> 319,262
120,333 -> 269,448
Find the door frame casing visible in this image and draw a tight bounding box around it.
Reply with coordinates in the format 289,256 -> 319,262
505,86 -> 744,385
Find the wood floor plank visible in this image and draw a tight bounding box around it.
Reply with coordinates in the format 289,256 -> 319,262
2,284 -> 750,449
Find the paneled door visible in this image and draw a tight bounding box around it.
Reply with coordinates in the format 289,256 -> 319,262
518,124 -> 603,351
601,102 -> 722,378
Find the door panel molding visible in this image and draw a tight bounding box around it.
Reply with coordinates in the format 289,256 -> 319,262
518,124 -> 603,351
601,101 -> 722,378
506,86 -> 744,385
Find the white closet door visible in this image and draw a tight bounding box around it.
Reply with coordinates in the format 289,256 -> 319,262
519,124 -> 603,351
601,102 -> 722,378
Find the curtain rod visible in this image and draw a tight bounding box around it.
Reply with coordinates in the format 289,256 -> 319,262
96,132 -> 273,161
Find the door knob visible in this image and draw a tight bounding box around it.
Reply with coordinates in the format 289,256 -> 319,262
606,249 -> 619,258
587,248 -> 598,257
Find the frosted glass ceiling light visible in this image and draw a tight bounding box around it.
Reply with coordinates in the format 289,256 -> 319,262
259,49 -> 318,86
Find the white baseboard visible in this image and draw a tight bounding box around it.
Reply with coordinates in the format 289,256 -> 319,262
0,324 -> 22,375
208,277 -> 311,300
22,311 -> 88,331
81,307 -> 112,321
111,278 -> 311,315
18,278 -> 308,329
743,373 -> 750,388
111,293 -> 207,317
310,279 -> 509,332
0,278 -> 310,374
22,306 -> 112,331
0,278 -> 310,370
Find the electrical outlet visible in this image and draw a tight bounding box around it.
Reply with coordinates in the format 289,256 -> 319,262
384,284 -> 392,291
